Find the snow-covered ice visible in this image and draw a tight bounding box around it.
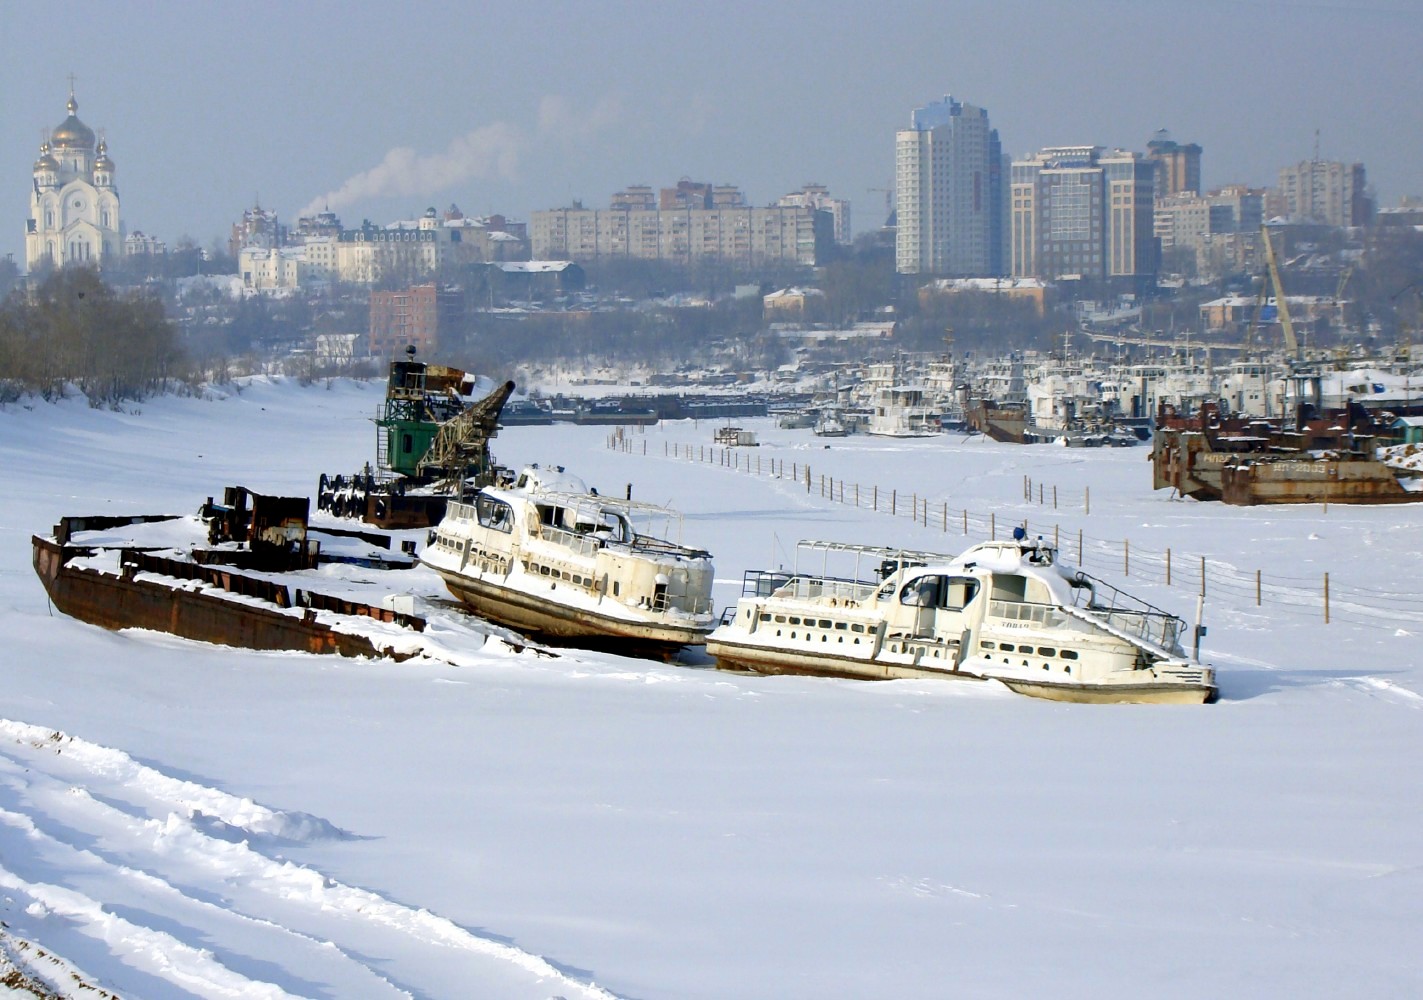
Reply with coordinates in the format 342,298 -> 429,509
2,377 -> 1421,997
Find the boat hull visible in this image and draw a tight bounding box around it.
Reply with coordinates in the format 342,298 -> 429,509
432,567 -> 709,654
707,636 -> 1217,704
33,536 -> 417,660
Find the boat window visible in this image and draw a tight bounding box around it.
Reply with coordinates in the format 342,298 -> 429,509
834,621 -> 848,630
818,619 -> 832,629
788,616 -> 801,625
1061,649 -> 1079,660
999,643 -> 1015,652
1037,647 -> 1056,657
990,574 -> 1028,602
476,496 -> 513,532
981,640 -> 996,650
900,575 -> 942,607
943,577 -> 980,611
851,623 -> 866,633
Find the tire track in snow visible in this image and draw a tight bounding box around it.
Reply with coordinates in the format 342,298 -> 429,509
1,719 -> 622,999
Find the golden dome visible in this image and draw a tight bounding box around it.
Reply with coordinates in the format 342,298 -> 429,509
34,142 -> 59,172
51,94 -> 95,150
94,138 -> 114,171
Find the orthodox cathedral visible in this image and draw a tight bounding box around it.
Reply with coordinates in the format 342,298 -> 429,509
25,88 -> 121,271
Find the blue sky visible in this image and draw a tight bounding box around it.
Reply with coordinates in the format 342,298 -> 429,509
2,0 -> 1420,265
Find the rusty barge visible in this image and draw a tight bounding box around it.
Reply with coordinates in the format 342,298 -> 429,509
1151,401 -> 1423,505
32,486 -> 502,661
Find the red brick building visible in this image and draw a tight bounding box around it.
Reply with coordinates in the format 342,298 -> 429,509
368,284 -> 463,357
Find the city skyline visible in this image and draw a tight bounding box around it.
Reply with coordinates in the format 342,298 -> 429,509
3,0 -> 1421,268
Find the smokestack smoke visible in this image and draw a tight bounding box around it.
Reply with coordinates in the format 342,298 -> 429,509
298,123 -> 522,220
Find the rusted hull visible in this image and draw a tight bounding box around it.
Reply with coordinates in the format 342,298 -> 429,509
1220,460 -> 1422,505
966,401 -> 1030,444
433,569 -> 709,655
33,536 -> 417,660
1151,432 -> 1227,500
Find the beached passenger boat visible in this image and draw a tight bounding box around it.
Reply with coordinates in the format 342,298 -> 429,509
422,465 -> 716,654
706,534 -> 1217,704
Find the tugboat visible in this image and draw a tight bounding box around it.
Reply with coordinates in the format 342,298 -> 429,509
706,532 -> 1216,704
422,465 -> 716,655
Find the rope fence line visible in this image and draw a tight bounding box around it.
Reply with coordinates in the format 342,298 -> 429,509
604,430 -> 1423,631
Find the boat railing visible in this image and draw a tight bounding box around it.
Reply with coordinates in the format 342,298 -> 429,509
740,568 -> 793,597
628,534 -> 713,560
1068,571 -> 1185,649
773,574 -> 880,605
986,599 -> 1071,630
537,523 -> 602,558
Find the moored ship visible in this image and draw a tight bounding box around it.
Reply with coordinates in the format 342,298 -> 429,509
422,465 -> 716,654
706,534 -> 1217,704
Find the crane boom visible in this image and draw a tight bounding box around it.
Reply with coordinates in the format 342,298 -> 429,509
1260,225 -> 1300,360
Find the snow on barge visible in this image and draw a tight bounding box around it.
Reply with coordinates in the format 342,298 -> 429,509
706,533 -> 1217,704
32,486 -> 507,663
421,465 -> 716,655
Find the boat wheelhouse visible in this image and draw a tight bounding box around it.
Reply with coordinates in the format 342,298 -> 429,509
422,466 -> 715,654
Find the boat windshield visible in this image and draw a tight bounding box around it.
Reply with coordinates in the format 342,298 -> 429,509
476,496 -> 513,532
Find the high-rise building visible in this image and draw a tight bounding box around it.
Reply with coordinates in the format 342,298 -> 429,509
1011,146 -> 1157,289
895,96 -> 1004,276
777,184 -> 852,245
26,89 -> 122,271
1146,130 -> 1203,198
1273,159 -> 1372,226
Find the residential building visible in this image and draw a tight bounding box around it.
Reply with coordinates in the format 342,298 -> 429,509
1272,159 -> 1373,226
1145,130 -> 1202,198
25,89 -> 122,271
228,202 -> 287,259
124,231 -> 165,256
895,95 -> 1005,276
1012,146 -> 1157,290
238,246 -> 305,290
918,276 -> 1048,316
368,283 -> 463,357
777,184 -> 852,245
1154,184 -> 1265,277
531,183 -> 831,267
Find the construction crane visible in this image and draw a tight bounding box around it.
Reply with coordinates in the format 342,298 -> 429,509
1258,224 -> 1301,361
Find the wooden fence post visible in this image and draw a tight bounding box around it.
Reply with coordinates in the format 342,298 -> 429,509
1166,547 -> 1172,586
1085,486 -> 1090,516
1324,572 -> 1330,624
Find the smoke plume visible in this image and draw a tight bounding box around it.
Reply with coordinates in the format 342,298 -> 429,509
298,122 -> 522,220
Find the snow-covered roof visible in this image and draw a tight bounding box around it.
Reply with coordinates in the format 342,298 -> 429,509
494,260 -> 575,274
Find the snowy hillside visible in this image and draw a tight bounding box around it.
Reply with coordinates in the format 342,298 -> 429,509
2,378 -> 1421,998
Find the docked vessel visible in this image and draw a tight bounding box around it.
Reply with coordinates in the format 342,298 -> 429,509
1152,400 -> 1422,504
31,486 -> 505,663
706,535 -> 1217,704
422,465 -> 716,654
